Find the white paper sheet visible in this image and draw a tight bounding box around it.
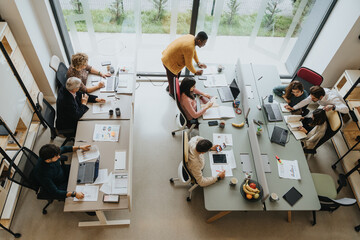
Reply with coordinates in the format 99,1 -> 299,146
277,160 -> 301,180
202,106 -> 235,119
203,74 -> 227,87
93,169 -> 109,185
245,85 -> 254,99
74,185 -> 99,201
213,134 -> 233,146
114,151 -> 126,170
77,145 -> 100,163
280,103 -> 290,113
112,173 -> 128,195
210,164 -> 233,177
92,101 -> 112,114
202,65 -> 219,75
93,124 -> 120,142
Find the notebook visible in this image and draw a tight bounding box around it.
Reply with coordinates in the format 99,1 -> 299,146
283,187 -> 303,206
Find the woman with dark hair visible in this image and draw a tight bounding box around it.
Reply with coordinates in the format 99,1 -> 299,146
298,109 -> 327,149
180,77 -> 213,121
273,81 -> 308,113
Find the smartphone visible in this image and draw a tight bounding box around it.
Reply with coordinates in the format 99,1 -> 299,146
103,194 -> 120,203
208,121 -> 218,126
268,94 -> 273,103
216,143 -> 226,152
198,76 -> 207,80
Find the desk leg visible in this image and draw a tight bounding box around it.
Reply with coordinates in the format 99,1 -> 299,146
78,210 -> 130,227
287,211 -> 292,223
206,211 -> 231,223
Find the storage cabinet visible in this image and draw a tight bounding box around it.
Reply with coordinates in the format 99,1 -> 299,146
0,22 -> 40,228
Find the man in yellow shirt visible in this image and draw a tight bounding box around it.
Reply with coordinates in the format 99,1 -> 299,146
161,31 -> 208,98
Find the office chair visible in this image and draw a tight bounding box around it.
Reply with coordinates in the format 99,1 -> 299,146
2,147 -> 64,215
36,92 -> 74,146
49,55 -> 68,89
292,67 -> 323,93
171,77 -> 197,136
303,110 -> 343,155
49,55 -> 61,71
169,131 -> 198,201
311,173 -> 356,225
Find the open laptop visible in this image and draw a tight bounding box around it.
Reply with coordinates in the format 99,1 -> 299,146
262,97 -> 282,122
270,126 -> 288,146
100,76 -> 118,93
217,79 -> 240,102
77,158 -> 100,184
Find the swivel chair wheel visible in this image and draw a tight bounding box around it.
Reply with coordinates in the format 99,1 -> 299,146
186,197 -> 191,202
42,209 -> 48,215
169,178 -> 174,183
14,233 -> 21,238
172,132 -> 175,136
355,225 -> 360,232
331,164 -> 337,170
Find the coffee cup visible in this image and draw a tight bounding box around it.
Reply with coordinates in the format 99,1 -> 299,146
217,65 -> 224,73
270,192 -> 279,202
229,177 -> 238,186
109,109 -> 114,116
219,120 -> 226,129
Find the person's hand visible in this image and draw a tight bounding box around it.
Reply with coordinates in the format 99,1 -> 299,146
323,105 -> 334,111
75,192 -> 84,199
298,126 -> 307,133
81,94 -> 89,105
195,70 -> 203,75
98,81 -> 105,88
204,93 -> 211,99
282,96 -> 290,103
210,145 -> 220,151
284,105 -> 294,111
217,170 -> 225,179
96,98 -> 106,103
205,102 -> 213,109
198,63 -> 207,69
80,145 -> 91,151
100,72 -> 112,78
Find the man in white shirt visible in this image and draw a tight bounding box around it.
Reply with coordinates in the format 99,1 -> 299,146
187,136 -> 225,187
288,86 -> 349,114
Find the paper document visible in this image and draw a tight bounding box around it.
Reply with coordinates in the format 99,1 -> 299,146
77,145 -> 100,163
93,124 -> 120,142
213,133 -> 233,146
115,151 -> 126,170
117,73 -> 132,88
210,164 -> 233,177
74,185 -> 99,201
93,101 -> 112,114
93,169 -> 109,185
100,78 -> 115,93
200,96 -> 220,108
202,65 -> 218,75
112,173 -> 128,195
280,103 -> 290,113
202,106 -> 235,119
278,160 -> 301,180
203,75 -> 227,87
284,115 -> 307,140
245,85 -> 254,99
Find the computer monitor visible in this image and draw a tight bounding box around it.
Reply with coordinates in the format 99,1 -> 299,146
235,59 -> 251,125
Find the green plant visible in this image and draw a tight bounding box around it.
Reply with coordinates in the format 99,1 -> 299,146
226,0 -> 241,25
263,0 -> 283,29
109,0 -> 125,24
151,0 -> 168,21
70,0 -> 83,14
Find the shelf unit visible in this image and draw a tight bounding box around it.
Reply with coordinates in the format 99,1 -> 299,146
0,22 -> 41,229
332,70 -> 360,207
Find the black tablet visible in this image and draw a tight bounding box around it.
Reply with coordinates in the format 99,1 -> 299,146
283,187 -> 303,206
213,154 -> 227,164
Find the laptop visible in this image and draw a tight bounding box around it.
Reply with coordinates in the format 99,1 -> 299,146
217,79 -> 240,102
270,126 -> 288,146
100,76 -> 118,93
77,158 -> 100,184
262,98 -> 282,122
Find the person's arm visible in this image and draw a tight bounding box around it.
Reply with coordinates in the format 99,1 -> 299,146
86,93 -> 98,103
183,48 -> 198,74
190,164 -> 218,187
292,95 -> 312,110
89,65 -> 111,78
60,146 -> 74,154
327,96 -> 349,114
181,95 -> 208,119
41,176 -> 68,199
193,88 -> 208,97
303,124 -> 326,149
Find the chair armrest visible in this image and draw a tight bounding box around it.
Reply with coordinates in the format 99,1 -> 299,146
189,119 -> 198,125
332,198 -> 357,206
303,148 -> 316,154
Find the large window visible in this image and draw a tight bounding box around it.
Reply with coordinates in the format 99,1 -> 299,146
53,0 -> 336,77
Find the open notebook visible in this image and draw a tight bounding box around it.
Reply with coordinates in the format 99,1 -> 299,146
284,115 -> 306,140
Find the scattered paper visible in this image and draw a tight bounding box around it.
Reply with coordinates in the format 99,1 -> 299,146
93,101 -> 112,114
115,151 -> 126,170
93,124 -> 120,142
280,103 -> 290,113
278,160 -> 301,180
284,115 -> 307,140
213,133 -> 233,146
200,96 -> 219,108
202,106 -> 235,119
93,169 -> 109,185
204,75 -> 227,87
77,145 -> 100,163
202,65 -> 219,75
210,164 -> 233,177
112,173 -> 128,195
74,185 -> 99,201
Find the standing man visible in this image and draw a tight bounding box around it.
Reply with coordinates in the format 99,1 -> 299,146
161,31 -> 208,98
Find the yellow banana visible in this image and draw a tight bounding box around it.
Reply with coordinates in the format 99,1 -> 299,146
242,184 -> 255,195
232,122 -> 245,128
245,184 -> 259,193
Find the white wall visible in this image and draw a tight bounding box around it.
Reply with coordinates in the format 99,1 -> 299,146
0,0 -> 68,101
304,0 -> 360,87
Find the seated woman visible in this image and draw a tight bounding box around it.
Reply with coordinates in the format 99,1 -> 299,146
67,52 -> 111,93
273,81 -> 308,114
187,136 -> 225,187
180,77 -> 213,123
298,109 -> 327,150
56,77 -> 105,134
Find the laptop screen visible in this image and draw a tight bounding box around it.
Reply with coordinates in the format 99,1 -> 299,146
229,79 -> 240,99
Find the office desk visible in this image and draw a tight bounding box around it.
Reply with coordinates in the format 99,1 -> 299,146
64,119 -> 133,227
197,63 -> 320,223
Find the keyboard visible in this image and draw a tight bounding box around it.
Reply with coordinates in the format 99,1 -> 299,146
264,103 -> 282,122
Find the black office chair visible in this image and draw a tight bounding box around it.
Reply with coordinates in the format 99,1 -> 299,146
169,131 -> 198,201
171,77 -> 197,136
4,147 -> 64,215
49,55 -> 68,89
36,92 -> 74,146
311,173 -> 356,225
304,111 -> 343,154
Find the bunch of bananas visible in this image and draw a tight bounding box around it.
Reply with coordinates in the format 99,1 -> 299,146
242,179 -> 260,200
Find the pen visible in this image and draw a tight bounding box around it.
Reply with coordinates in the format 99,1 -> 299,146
275,155 -> 282,164
77,140 -> 87,143
258,76 -> 263,81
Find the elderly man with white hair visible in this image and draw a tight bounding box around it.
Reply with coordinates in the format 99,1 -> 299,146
56,77 -> 105,134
